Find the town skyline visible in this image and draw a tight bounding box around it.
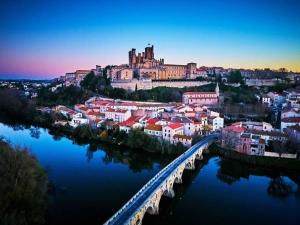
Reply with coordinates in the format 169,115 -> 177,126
0,43 -> 299,80
1,0 -> 300,79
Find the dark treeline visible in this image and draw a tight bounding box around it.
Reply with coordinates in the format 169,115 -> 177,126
0,88 -> 57,127
0,140 -> 48,225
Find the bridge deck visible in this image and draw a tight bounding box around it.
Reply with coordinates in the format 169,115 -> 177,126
105,134 -> 218,225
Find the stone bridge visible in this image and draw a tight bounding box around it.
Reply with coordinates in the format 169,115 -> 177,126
104,134 -> 219,225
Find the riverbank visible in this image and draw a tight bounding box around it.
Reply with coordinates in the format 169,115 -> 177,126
209,143 -> 300,171
0,112 -> 187,156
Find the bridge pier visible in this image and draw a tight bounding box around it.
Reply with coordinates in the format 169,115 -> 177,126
103,135 -> 219,225
163,188 -> 175,198
196,154 -> 203,160
185,156 -> 196,170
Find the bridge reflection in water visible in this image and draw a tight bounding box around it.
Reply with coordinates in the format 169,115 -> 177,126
104,134 -> 219,225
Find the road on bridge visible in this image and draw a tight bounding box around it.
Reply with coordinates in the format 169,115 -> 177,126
104,134 -> 218,225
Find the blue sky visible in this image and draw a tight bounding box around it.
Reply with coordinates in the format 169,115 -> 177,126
0,0 -> 299,78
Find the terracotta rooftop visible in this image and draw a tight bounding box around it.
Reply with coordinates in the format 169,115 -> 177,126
223,125 -> 245,133
173,134 -> 192,140
146,118 -> 160,125
118,116 -> 142,127
167,123 -> 183,129
87,111 -> 98,116
144,124 -> 163,131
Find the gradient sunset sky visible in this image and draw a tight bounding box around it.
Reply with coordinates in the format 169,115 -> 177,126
0,0 -> 300,79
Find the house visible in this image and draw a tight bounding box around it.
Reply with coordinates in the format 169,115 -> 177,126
145,118 -> 160,126
85,111 -> 99,121
55,105 -> 77,118
281,117 -> 300,131
173,134 -> 192,147
221,123 -> 246,150
209,116 -> 224,131
182,83 -> 219,106
118,116 -> 143,133
245,129 -> 287,145
267,91 -> 286,106
144,124 -> 163,137
104,108 -> 131,122
239,133 -> 265,156
162,123 -> 184,143
170,116 -> 195,136
173,105 -> 194,113
281,108 -> 300,119
242,121 -> 273,131
69,114 -> 89,128
262,95 -> 271,106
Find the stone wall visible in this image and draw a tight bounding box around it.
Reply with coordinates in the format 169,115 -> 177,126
152,80 -> 210,88
111,79 -> 210,91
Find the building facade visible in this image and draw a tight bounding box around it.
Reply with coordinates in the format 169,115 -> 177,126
182,83 -> 219,105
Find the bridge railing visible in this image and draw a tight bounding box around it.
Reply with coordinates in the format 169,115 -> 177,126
104,134 -> 219,225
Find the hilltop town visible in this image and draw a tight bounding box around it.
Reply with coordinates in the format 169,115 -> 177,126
1,45 -> 300,158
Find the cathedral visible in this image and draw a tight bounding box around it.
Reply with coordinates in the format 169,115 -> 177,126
128,45 -> 197,80
107,44 -> 200,81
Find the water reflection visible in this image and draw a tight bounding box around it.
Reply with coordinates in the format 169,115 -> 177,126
1,121 -> 300,225
29,127 -> 41,139
100,145 -> 174,173
268,177 -> 293,198
216,157 -> 300,198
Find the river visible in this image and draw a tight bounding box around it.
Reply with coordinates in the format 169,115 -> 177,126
0,122 -> 299,225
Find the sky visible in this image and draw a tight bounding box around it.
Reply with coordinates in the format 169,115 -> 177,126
0,0 -> 300,79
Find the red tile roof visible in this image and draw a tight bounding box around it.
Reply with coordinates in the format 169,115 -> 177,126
144,124 -> 163,131
223,124 -> 245,133
168,123 -> 183,129
87,111 -> 98,116
118,116 -> 142,127
146,118 -> 160,125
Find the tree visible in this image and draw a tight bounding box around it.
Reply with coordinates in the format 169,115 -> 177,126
227,70 -> 243,84
0,141 -> 48,225
73,124 -> 94,140
270,140 -> 286,156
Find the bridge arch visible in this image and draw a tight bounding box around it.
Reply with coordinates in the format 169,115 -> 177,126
145,206 -> 156,215
103,134 -> 219,225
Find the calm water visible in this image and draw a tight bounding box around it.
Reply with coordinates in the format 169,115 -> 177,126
1,123 -> 300,225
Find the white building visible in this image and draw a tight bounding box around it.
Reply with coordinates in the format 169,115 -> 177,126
173,134 -> 192,147
262,95 -> 271,106
162,123 -> 184,143
104,108 -> 131,123
118,116 -> 143,133
242,121 -> 273,131
281,108 -> 300,119
211,116 -> 224,131
69,114 -> 89,128
281,117 -> 300,131
144,124 -> 163,137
